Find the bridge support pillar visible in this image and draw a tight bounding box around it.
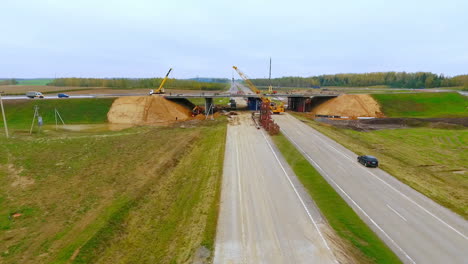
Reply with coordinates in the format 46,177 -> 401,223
287,97 -> 312,112
205,97 -> 214,115
247,97 -> 262,111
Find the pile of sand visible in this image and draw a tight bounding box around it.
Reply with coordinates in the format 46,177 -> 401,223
311,94 -> 384,118
107,96 -> 192,125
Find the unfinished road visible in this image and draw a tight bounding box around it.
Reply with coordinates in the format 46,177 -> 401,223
274,114 -> 468,264
214,114 -> 337,264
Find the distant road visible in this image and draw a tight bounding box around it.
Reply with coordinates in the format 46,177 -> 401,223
214,114 -> 337,263
229,81 -> 254,95
274,114 -> 468,264
1,95 -> 96,100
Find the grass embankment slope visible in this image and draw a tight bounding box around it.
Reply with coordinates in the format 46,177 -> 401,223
273,134 -> 401,264
293,92 -> 468,218
0,120 -> 226,263
372,92 -> 467,118
0,99 -> 114,129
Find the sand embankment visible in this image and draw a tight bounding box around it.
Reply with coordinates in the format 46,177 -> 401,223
312,94 -> 384,118
107,96 -> 191,125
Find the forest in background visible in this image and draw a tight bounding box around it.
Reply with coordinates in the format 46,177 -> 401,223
2,72 -> 468,89
251,72 -> 468,89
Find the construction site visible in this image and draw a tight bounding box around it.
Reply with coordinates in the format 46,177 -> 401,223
0,65 -> 467,264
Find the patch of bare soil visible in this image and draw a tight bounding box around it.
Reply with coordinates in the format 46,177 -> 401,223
311,94 -> 384,118
0,164 -> 34,188
107,96 -> 192,126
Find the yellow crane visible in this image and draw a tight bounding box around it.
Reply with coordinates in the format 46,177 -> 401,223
150,68 -> 172,95
232,66 -> 284,114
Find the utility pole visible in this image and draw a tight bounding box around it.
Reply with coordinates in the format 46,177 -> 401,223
268,57 -> 273,94
0,91 -> 9,138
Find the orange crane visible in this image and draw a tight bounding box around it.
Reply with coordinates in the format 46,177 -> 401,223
149,68 -> 172,95
232,66 -> 284,114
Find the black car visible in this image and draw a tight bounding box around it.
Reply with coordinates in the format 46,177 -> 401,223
357,155 -> 379,167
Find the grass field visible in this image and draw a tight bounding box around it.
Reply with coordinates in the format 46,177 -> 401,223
16,79 -> 54,86
188,97 -> 230,106
0,99 -> 115,130
293,114 -> 468,218
372,92 -> 467,118
273,133 -> 401,264
0,119 -> 226,264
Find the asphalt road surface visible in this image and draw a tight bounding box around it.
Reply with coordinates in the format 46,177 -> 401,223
274,114 -> 468,264
214,114 -> 337,264
229,81 -> 254,95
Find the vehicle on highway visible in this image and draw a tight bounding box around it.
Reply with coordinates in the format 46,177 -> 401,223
357,155 -> 379,167
57,93 -> 69,98
26,91 -> 44,98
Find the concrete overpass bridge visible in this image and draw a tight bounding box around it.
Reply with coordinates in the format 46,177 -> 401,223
164,92 -> 338,112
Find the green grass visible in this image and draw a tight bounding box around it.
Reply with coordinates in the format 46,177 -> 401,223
0,120 -> 227,264
16,79 -> 54,86
273,133 -> 402,264
293,114 -> 468,218
372,92 -> 467,118
0,98 -> 115,129
188,97 -> 230,106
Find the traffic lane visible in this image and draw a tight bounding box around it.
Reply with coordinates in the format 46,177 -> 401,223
279,114 -> 467,232
275,114 -> 468,263
276,115 -> 464,264
214,115 -> 336,264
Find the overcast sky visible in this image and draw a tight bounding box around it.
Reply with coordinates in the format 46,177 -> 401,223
1,0 -> 467,79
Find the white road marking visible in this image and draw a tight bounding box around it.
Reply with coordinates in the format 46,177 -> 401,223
259,130 -> 338,263
281,129 -> 417,264
387,204 -> 408,222
293,117 -> 468,240
234,132 -> 247,264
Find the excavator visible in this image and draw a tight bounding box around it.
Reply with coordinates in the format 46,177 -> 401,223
232,66 -> 284,114
149,68 -> 172,95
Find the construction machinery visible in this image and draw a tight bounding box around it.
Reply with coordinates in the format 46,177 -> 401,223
232,66 -> 284,114
149,68 -> 172,95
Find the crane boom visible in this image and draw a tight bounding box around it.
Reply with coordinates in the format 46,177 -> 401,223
232,66 -> 285,114
232,66 -> 262,96
154,68 -> 173,94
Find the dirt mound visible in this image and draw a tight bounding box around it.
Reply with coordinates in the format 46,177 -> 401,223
311,94 -> 384,118
107,96 -> 192,125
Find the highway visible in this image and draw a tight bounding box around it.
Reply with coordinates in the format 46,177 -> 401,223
0,95 -> 97,100
214,114 -> 338,264
229,81 -> 255,95
274,114 -> 468,264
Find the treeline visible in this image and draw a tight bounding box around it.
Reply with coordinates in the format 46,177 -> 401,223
0,79 -> 18,85
48,78 -> 227,90
251,72 -> 468,88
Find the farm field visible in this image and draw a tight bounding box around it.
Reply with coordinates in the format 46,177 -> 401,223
0,119 -> 226,263
16,79 -> 54,86
293,114 -> 468,218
